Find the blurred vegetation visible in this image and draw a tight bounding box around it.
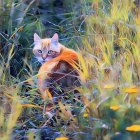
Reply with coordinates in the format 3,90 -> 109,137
0,0 -> 140,139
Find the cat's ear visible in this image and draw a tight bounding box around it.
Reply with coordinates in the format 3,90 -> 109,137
34,33 -> 41,43
51,33 -> 61,52
51,33 -> 59,44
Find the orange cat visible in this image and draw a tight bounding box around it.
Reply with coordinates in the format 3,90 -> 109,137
33,33 -> 80,100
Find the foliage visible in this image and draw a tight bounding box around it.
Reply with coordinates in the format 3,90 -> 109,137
0,0 -> 140,139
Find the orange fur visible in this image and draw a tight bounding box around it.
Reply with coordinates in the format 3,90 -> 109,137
38,46 -> 79,99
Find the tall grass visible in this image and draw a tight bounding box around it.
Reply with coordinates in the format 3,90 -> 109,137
75,0 -> 140,139
0,0 -> 140,139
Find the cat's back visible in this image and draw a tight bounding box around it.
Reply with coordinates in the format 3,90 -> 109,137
38,48 -> 80,94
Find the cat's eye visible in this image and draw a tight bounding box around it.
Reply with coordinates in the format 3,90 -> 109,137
48,50 -> 53,54
38,50 -> 42,53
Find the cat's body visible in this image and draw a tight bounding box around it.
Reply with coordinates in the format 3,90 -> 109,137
33,33 -> 80,100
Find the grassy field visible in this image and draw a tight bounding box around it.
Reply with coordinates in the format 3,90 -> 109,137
0,0 -> 140,139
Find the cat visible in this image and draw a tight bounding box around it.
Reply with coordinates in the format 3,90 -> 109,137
33,33 -> 82,126
33,33 -> 81,101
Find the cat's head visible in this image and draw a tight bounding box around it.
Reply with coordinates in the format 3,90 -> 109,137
33,33 -> 62,64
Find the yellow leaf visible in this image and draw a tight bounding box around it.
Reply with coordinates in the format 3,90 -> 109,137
78,54 -> 89,81
55,137 -> 69,140
126,125 -> 140,132
110,105 -> 120,111
83,113 -> 89,117
21,104 -> 43,109
124,86 -> 139,94
42,89 -> 53,100
103,84 -> 114,89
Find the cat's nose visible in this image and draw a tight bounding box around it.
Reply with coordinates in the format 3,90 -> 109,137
42,57 -> 46,60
